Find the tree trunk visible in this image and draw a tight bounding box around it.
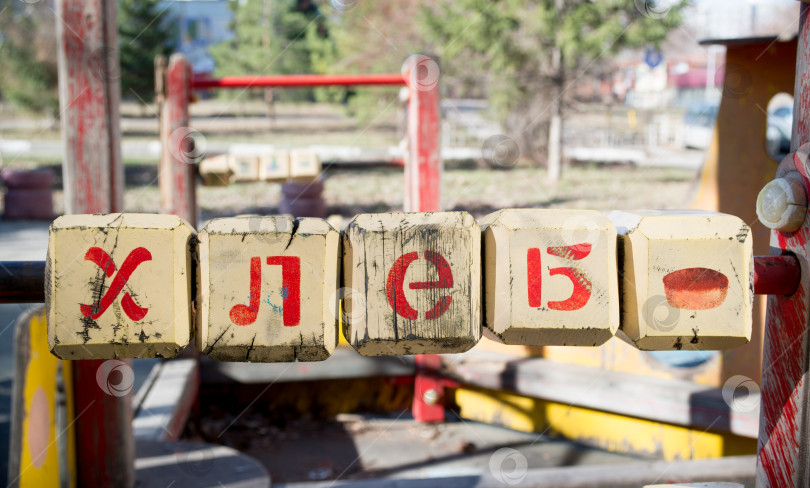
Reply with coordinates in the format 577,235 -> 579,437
547,0 -> 565,183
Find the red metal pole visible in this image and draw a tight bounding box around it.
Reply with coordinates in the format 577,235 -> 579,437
402,54 -> 445,422
56,0 -> 134,485
160,55 -> 197,228
754,255 -> 801,296
757,4 -> 810,486
191,73 -> 405,90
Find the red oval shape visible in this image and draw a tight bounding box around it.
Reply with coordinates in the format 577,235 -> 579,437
663,267 -> 729,310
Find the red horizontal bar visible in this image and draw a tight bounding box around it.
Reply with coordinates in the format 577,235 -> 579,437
191,73 -> 406,90
754,255 -> 801,296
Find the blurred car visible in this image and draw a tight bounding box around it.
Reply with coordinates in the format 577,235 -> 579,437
767,105 -> 792,160
682,101 -> 719,150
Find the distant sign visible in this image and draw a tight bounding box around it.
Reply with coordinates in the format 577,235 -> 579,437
645,48 -> 664,68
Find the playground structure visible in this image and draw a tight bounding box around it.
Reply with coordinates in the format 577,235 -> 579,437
3,0 -> 810,487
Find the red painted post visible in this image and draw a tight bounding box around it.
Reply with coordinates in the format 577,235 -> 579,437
757,4 -> 810,486
160,54 -> 197,228
402,55 -> 445,422
753,255 -> 801,296
55,0 -> 135,486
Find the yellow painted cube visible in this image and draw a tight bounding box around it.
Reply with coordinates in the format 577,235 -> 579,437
290,149 -> 321,181
342,212 -> 482,356
199,154 -> 233,187
259,151 -> 290,182
196,216 -> 339,362
46,213 -> 194,359
607,210 -> 753,351
229,154 -> 260,182
480,209 -> 619,346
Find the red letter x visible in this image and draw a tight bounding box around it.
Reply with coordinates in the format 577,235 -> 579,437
80,247 -> 152,322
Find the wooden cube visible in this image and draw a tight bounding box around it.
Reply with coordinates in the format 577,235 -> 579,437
46,213 -> 194,359
480,209 -> 619,346
196,216 -> 339,362
342,212 -> 482,355
259,151 -> 290,182
607,210 -> 753,350
199,154 -> 232,187
290,149 -> 321,181
229,154 -> 260,182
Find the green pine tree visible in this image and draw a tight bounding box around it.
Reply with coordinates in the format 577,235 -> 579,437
209,0 -> 333,103
118,0 -> 176,102
423,0 -> 687,179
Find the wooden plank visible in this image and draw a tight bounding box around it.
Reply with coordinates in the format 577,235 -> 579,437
403,55 -> 441,212
342,212 -> 481,356
480,209 -> 618,346
159,54 -> 197,228
442,350 -> 759,439
607,210 -> 753,351
46,213 -> 194,359
196,216 -> 340,362
132,359 -> 198,441
56,0 -> 123,216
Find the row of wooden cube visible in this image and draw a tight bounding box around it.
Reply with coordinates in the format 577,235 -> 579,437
199,149 -> 321,186
45,210 -> 753,361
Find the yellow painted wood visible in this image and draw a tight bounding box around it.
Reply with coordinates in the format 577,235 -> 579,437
46,213 -> 194,359
229,154 -> 261,182
259,151 -> 291,181
454,386 -> 757,460
289,149 -> 321,181
196,216 -> 340,362
480,209 -> 618,346
199,154 -> 233,187
17,309 -> 66,488
607,210 -> 753,351
342,212 -> 482,355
